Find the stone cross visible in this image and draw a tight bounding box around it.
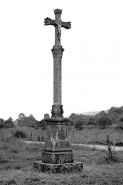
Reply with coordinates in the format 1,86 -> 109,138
44,9 -> 71,117
33,9 -> 83,173
44,9 -> 71,46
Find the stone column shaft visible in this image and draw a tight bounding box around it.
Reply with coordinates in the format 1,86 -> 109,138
51,46 -> 64,117
53,58 -> 61,105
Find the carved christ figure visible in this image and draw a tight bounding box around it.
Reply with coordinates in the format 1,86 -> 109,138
44,17 -> 71,43
57,24 -> 61,41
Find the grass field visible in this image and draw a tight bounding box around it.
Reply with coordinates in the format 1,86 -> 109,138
69,127 -> 123,145
0,126 -> 123,184
1,126 -> 122,145
0,139 -> 123,185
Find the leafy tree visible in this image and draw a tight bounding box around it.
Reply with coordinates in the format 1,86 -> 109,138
88,117 -> 95,125
68,119 -> 74,127
116,122 -> 123,141
99,111 -> 107,117
0,119 -> 4,129
75,120 -> 84,130
18,113 -> 25,120
0,119 -> 5,140
97,116 -> 112,129
29,114 -> 33,118
117,122 -> 123,130
69,113 -> 89,127
18,113 -> 38,128
69,113 -> 76,121
108,106 -> 123,115
4,117 -> 14,128
108,113 -> 118,124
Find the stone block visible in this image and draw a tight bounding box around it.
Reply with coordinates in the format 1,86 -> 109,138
33,161 -> 83,173
42,150 -> 74,164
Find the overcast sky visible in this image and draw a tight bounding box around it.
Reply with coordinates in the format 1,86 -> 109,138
0,0 -> 123,120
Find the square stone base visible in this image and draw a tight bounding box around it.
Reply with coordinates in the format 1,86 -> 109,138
33,161 -> 83,173
42,150 -> 74,164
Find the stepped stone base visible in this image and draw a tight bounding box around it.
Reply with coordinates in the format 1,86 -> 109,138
33,161 -> 83,173
36,117 -> 83,173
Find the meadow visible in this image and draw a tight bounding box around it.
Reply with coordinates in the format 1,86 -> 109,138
1,125 -> 123,144
0,126 -> 123,185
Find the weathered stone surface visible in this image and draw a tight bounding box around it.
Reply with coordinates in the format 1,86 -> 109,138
42,117 -> 74,164
45,140 -> 71,150
45,9 -> 71,106
44,117 -> 69,124
51,104 -> 63,117
51,46 -> 64,59
54,9 -> 62,15
45,118 -> 69,143
52,52 -> 63,105
35,10 -> 83,173
33,161 -> 83,173
42,150 -> 73,164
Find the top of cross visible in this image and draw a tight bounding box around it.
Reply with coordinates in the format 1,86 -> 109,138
44,9 -> 71,45
54,9 -> 62,15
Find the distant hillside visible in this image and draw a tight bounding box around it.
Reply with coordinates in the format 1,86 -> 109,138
82,110 -> 109,116
82,111 -> 100,116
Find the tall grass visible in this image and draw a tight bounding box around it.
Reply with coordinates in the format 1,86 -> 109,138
69,127 -> 123,145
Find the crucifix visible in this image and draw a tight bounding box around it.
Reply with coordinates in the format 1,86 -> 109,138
33,9 -> 83,173
44,9 -> 71,117
44,9 -> 71,46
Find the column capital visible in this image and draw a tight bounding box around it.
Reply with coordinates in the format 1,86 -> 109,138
51,45 -> 64,59
51,104 -> 64,118
54,9 -> 62,15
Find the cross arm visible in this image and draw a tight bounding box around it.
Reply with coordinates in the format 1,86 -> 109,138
44,17 -> 57,27
61,21 -> 71,29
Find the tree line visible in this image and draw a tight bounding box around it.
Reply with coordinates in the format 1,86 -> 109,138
0,117 -> 14,129
0,106 -> 123,130
69,106 -> 123,130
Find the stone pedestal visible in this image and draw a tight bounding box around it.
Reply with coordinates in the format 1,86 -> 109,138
33,117 -> 83,173
42,118 -> 74,164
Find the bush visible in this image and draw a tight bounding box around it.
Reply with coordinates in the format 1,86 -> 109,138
88,117 -> 95,125
97,116 -> 112,129
75,120 -> 84,130
13,130 -> 27,139
115,142 -> 123,146
4,117 -> 15,128
117,122 -> 123,130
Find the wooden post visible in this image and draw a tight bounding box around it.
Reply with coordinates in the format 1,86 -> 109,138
106,135 -> 112,162
73,129 -> 75,143
113,138 -> 115,151
38,135 -> 40,141
1,130 -> 4,140
30,132 -> 32,141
